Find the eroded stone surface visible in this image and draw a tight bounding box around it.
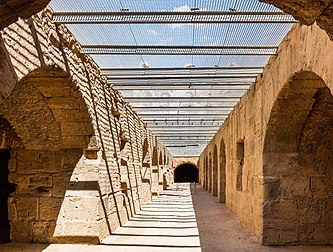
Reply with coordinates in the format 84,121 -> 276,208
199,23 -> 333,245
0,6 -> 174,244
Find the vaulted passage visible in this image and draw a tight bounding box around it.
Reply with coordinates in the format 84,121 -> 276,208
0,150 -> 15,244
263,72 -> 333,245
1,0 -> 333,249
174,164 -> 199,183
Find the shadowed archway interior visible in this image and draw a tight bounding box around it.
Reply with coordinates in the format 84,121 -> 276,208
174,164 -> 199,183
0,150 -> 15,244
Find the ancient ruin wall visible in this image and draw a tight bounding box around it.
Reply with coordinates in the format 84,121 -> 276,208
0,7 -> 173,243
199,22 -> 333,244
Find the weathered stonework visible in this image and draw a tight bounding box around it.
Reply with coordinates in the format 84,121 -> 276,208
199,23 -> 333,245
0,0 -> 51,30
0,7 -> 173,243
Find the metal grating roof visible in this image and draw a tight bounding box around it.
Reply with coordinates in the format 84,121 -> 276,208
49,0 -> 295,156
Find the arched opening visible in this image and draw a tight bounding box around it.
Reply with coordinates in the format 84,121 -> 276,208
263,71 -> 333,245
142,138 -> 149,163
212,145 -> 218,196
208,152 -> 212,193
204,156 -> 208,190
0,116 -> 20,243
0,149 -> 12,243
152,147 -> 158,166
159,151 -> 163,165
219,139 -> 226,203
0,68 -> 94,243
174,163 -> 199,183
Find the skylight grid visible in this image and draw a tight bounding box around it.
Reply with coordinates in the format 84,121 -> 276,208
48,0 -> 295,156
50,0 -> 281,13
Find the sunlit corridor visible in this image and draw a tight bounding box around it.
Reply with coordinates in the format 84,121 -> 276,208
1,0 -> 333,248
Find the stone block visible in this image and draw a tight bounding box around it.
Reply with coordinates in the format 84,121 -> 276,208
299,224 -> 331,245
10,220 -> 32,243
16,197 -> 38,221
39,197 -> 63,221
280,176 -> 309,198
47,97 -> 80,110
27,174 -> 52,188
37,85 -> 72,98
62,135 -> 89,149
7,197 -> 17,221
263,227 -> 299,245
54,221 -> 100,244
60,122 -> 93,136
263,200 -> 297,220
16,150 -> 63,174
52,172 -> 71,197
59,196 -> 99,222
52,109 -> 85,122
31,221 -> 56,243
263,152 -> 298,176
311,176 -> 332,199
63,149 -> 83,172
264,180 -> 280,200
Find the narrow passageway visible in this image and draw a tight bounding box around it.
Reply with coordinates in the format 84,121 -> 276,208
191,184 -> 333,252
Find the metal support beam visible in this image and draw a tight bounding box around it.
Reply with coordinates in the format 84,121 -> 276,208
133,105 -> 234,110
137,113 -> 229,117
82,45 -> 277,55
126,96 -> 240,100
110,80 -> 254,85
144,117 -> 226,121
112,82 -> 252,87
117,87 -> 249,91
161,139 -> 210,141
105,73 -> 259,78
101,66 -> 264,72
108,76 -> 256,81
133,106 -> 232,111
53,11 -> 297,24
145,118 -> 224,122
149,124 -> 221,128
155,132 -> 215,135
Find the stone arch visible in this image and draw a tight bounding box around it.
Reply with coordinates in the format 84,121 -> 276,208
159,150 -> 163,165
212,145 -> 218,196
0,116 -> 22,243
0,67 -> 95,243
0,68 -> 94,150
204,155 -> 208,190
152,146 -> 158,166
208,152 -> 212,193
142,138 -> 149,163
174,162 -> 199,183
263,71 -> 333,245
219,139 -> 226,203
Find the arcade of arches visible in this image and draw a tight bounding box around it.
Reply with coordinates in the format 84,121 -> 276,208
0,0 -> 333,248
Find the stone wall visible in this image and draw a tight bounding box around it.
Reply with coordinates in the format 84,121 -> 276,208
199,22 -> 333,245
0,7 -> 173,243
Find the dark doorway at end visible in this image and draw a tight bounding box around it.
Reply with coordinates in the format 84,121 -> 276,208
174,163 -> 199,183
